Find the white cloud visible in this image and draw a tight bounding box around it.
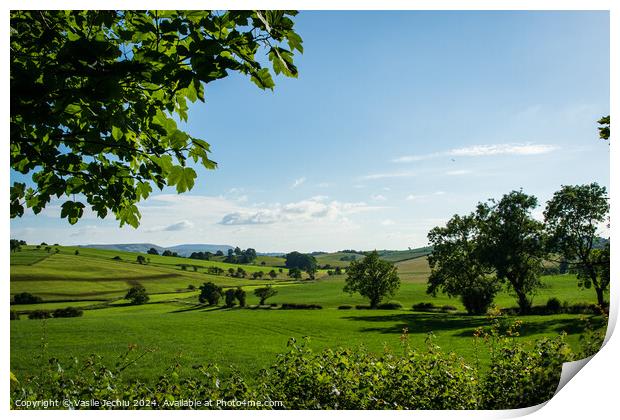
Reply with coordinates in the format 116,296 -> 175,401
393,143 -> 559,162
450,143 -> 558,157
163,220 -> 194,231
291,177 -> 306,189
406,191 -> 447,201
381,219 -> 395,226
445,169 -> 472,176
360,171 -> 416,180
371,194 -> 387,201
219,197 -> 382,226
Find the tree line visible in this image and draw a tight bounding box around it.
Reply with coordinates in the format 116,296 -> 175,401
427,183 -> 609,314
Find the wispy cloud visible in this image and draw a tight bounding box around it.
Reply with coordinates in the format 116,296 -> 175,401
371,194 -> 387,201
360,170 -> 416,180
147,219 -> 195,232
219,197 -> 382,226
392,143 -> 559,163
406,191 -> 446,201
445,169 -> 472,176
291,177 -> 306,189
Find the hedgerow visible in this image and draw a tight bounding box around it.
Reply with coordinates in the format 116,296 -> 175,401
10,314 -> 605,410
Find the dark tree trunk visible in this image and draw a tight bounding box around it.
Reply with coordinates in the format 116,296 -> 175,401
595,287 -> 605,307
516,291 -> 531,315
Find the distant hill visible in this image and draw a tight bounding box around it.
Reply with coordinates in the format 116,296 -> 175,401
80,243 -> 234,257
376,247 -> 433,263
166,244 -> 234,256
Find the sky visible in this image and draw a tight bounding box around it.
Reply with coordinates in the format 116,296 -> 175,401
10,11 -> 610,252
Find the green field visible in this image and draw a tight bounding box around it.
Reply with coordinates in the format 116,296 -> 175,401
10,247 -> 608,384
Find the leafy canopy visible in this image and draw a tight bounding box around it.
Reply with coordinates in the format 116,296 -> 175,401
427,213 -> 498,315
544,183 -> 609,305
343,251 -> 400,308
10,10 -> 302,227
476,190 -> 546,313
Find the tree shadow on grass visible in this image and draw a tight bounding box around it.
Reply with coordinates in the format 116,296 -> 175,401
342,312 -> 489,336
343,311 -> 607,339
170,304 -> 226,313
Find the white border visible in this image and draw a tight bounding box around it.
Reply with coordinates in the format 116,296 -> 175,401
2,1 -> 616,419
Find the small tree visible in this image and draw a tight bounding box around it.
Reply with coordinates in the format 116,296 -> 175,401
306,267 -> 317,280
252,271 -> 264,280
254,286 -> 277,305
74,249 -> 79,255
13,292 -> 42,304
136,255 -> 146,265
288,267 -> 302,280
224,289 -> 237,308
343,251 -> 400,308
235,287 -> 247,307
228,268 -> 235,276
199,282 -> 222,306
147,247 -> 159,255
125,284 -> 149,305
269,270 -> 277,279
544,183 -> 610,306
334,267 -> 342,275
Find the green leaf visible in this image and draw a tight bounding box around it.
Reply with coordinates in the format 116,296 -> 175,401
167,166 -> 197,193
136,181 -> 152,200
111,126 -> 123,140
250,68 -> 275,90
60,201 -> 85,225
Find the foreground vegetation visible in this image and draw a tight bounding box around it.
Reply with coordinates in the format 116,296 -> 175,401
11,313 -> 605,410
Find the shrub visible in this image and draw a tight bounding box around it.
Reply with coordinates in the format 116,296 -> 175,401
264,335 -> 479,409
254,286 -> 277,305
280,303 -> 322,310
188,284 -> 196,290
199,282 -> 222,306
338,305 -> 352,310
546,297 -> 563,314
13,292 -> 43,305
476,317 -> 573,409
376,301 -> 403,310
52,307 -> 84,318
125,285 -> 149,305
355,304 -> 371,310
10,311 -> 19,321
28,310 -> 52,320
112,256 -> 121,260
460,285 -> 497,315
235,287 -> 246,307
412,302 -> 435,311
441,305 -> 458,312
224,289 -> 236,308
74,250 -> 79,255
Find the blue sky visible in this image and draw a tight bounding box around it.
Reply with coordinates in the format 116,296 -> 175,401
10,11 -> 610,252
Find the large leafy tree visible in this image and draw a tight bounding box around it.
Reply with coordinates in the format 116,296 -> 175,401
544,183 -> 609,307
343,251 -> 400,308
477,191 -> 546,314
427,213 -> 498,315
10,10 -> 302,227
285,251 -> 317,271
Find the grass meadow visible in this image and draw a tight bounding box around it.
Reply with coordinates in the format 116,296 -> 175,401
10,246 -> 608,383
